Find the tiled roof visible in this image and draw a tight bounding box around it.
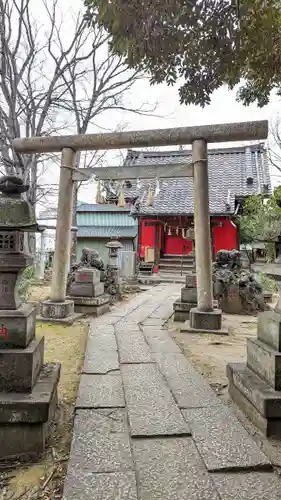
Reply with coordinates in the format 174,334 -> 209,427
77,203 -> 130,212
123,144 -> 271,216
77,226 -> 137,238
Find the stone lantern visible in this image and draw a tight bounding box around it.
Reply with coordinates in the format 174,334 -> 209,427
0,176 -> 39,311
106,239 -> 123,267
0,175 -> 60,460
105,239 -> 123,296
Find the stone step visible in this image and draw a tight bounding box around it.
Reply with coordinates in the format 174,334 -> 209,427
138,275 -> 185,285
159,263 -> 195,270
247,338 -> 281,390
227,362 -> 281,418
162,254 -> 194,260
257,310 -> 281,352
159,257 -> 195,264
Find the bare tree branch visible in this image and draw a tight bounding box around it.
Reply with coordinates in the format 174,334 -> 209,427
0,0 -> 156,209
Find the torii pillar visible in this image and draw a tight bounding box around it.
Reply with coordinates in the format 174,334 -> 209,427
190,139 -> 221,330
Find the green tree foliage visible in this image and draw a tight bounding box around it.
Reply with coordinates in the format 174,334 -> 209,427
237,187 -> 281,244
85,0 -> 281,107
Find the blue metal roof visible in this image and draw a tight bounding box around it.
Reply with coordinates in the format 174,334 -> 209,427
77,203 -> 130,212
77,226 -> 137,238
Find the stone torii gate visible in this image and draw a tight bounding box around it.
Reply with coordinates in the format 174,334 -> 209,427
13,120 -> 268,327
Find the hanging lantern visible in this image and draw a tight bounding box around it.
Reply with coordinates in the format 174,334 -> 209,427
176,226 -> 179,236
96,179 -> 104,204
147,185 -> 154,206
168,227 -> 172,236
118,183 -> 125,207
181,228 -> 185,238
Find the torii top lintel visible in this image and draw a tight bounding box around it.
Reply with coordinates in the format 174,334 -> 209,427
13,120 -> 268,154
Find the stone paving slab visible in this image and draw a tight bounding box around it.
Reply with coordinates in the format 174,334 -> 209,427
83,334 -> 119,374
115,329 -> 153,364
83,350 -> 119,374
121,363 -> 190,437
182,406 -> 271,472
212,471 -> 281,500
142,328 -> 182,354
76,374 -> 125,408
87,330 -> 117,349
141,318 -> 164,327
149,302 -> 174,320
63,471 -> 138,500
67,410 -> 133,473
89,324 -> 116,336
114,321 -> 141,332
153,351 -> 220,408
133,438 -> 220,500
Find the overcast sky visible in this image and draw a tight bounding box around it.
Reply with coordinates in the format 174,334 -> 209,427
36,0 -> 280,212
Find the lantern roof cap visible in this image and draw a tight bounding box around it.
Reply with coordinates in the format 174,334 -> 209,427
105,239 -> 123,249
0,175 -> 39,231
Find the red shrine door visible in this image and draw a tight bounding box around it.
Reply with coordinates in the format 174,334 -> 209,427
164,232 -> 193,255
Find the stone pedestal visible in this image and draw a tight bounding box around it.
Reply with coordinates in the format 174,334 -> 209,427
39,298 -> 81,325
0,303 -> 60,460
189,307 -> 222,331
173,273 -> 197,322
228,310 -> 281,437
69,268 -> 110,316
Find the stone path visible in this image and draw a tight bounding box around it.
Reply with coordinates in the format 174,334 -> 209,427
62,284 -> 281,500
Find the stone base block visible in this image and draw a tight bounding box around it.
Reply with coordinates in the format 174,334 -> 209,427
0,362 -> 60,423
74,302 -> 110,317
174,310 -> 190,322
40,299 -> 74,319
75,268 -> 100,284
257,310 -> 281,352
247,338 -> 281,390
190,307 -> 222,331
180,321 -> 229,335
37,313 -> 82,326
0,362 -> 60,461
69,282 -> 104,298
0,337 -> 44,392
0,304 -> 36,348
185,274 -> 197,288
181,287 -> 197,303
71,295 -> 110,307
173,298 -> 195,322
227,363 -> 281,438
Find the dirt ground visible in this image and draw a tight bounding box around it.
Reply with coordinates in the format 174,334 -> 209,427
0,317 -> 89,500
169,307 -> 281,472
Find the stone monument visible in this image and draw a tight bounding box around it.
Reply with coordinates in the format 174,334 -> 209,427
173,273 -> 197,322
68,267 -> 110,316
0,175 -> 60,460
228,255 -> 281,437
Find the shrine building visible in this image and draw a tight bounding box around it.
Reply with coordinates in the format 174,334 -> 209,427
120,143 -> 270,272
